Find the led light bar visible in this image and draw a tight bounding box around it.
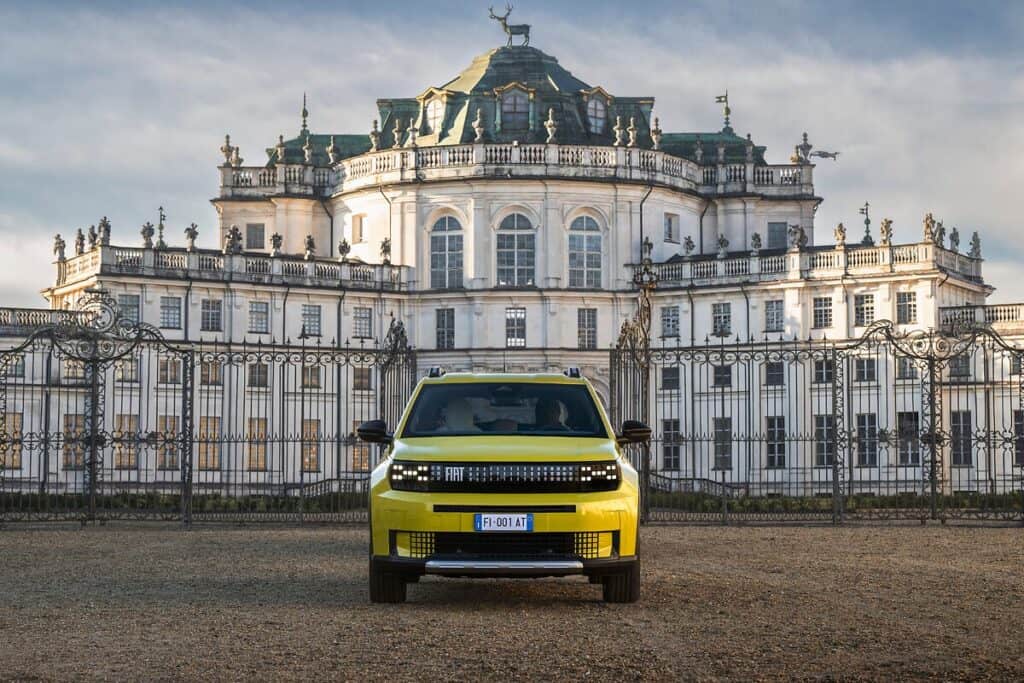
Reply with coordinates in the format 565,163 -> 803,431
388,461 -> 621,493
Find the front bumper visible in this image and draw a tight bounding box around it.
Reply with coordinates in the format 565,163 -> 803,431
373,554 -> 638,579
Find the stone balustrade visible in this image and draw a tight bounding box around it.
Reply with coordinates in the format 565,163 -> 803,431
218,143 -> 813,199
639,241 -> 983,288
940,304 -> 1024,331
55,246 -> 411,292
0,308 -> 87,337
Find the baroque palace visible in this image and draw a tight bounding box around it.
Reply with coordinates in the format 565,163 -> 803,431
2,20 -> 1022,511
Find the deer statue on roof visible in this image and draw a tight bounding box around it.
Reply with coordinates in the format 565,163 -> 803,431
489,4 -> 530,46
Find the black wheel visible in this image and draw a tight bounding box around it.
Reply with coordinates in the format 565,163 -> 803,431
369,558 -> 407,603
601,559 -> 640,603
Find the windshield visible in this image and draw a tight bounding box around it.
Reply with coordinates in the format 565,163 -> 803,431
400,382 -> 608,438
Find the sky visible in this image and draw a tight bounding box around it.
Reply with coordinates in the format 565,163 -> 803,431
0,0 -> 1021,307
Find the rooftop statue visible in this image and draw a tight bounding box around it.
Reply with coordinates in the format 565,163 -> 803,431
489,3 -> 530,47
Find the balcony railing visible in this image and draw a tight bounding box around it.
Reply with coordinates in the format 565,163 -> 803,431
940,304 -> 1024,329
218,143 -> 813,200
0,308 -> 87,337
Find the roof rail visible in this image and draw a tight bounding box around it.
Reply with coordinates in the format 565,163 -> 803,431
427,366 -> 446,378
563,367 -> 581,378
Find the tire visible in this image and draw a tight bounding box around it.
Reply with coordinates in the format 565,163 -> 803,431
602,558 -> 640,603
369,558 -> 407,603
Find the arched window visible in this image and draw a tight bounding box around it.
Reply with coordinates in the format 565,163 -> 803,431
430,216 -> 463,289
425,100 -> 444,134
586,98 -> 606,134
496,213 -> 535,287
502,91 -> 530,131
569,215 -> 602,288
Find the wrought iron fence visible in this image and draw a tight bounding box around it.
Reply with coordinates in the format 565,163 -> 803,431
0,291 -> 415,524
611,320 -> 1024,524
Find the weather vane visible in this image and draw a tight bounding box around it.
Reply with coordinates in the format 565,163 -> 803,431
858,201 -> 874,246
715,91 -> 731,131
489,4 -> 530,46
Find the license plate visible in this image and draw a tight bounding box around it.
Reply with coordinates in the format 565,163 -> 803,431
474,513 -> 533,532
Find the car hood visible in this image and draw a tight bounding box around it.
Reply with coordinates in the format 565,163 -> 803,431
390,436 -> 618,462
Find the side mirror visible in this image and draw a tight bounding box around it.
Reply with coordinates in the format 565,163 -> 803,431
356,419 -> 393,444
618,419 -> 652,445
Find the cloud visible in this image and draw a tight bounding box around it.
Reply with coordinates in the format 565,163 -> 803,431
0,1 -> 1021,307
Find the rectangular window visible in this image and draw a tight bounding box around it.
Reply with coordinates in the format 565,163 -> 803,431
813,359 -> 834,385
4,354 -> 25,378
712,303 -> 731,337
661,366 -> 680,391
436,308 -> 455,350
249,301 -> 270,334
505,307 -> 526,348
352,215 -> 364,244
301,304 -> 322,337
156,415 -> 179,470
301,366 -> 321,390
812,297 -> 833,329
1,413 -> 22,469
64,359 -> 86,380
351,419 -> 371,472
766,416 -> 786,469
354,367 -> 373,391
353,307 -> 373,339
664,213 -> 680,243
62,414 -> 85,469
856,413 -> 878,466
765,300 -> 784,333
896,292 -> 917,324
157,358 -> 181,385
767,222 -> 788,250
115,358 -> 138,383
248,362 -> 269,388
302,419 -> 320,472
951,411 -> 972,466
117,294 -> 141,325
661,306 -> 680,338
1011,354 -> 1022,376
197,416 -> 221,471
854,294 -> 875,327
949,353 -> 971,379
896,356 -> 918,380
200,361 -> 222,386
713,364 -> 731,388
713,417 -> 732,470
245,223 -> 265,250
1014,411 -> 1024,467
113,413 -> 139,469
814,415 -> 835,467
897,412 -> 921,465
854,358 -> 877,383
577,308 -> 597,350
247,417 -> 267,471
662,419 -> 680,470
200,299 -> 222,332
765,361 -> 785,387
159,296 -> 182,329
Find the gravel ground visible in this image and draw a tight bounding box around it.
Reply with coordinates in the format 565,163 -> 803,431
1,524 -> 1022,681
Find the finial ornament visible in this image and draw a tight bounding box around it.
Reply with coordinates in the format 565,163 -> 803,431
302,134 -> 314,163
683,235 -> 695,256
750,232 -> 762,253
472,108 -> 485,143
276,135 -> 287,164
716,233 -> 729,258
141,221 -> 155,249
184,223 -> 199,252
795,132 -> 813,164
404,118 -> 418,148
879,218 -> 893,246
338,238 -> 351,261
715,91 -> 731,131
488,3 -> 530,47
87,224 -> 98,250
694,134 -> 704,163
369,120 -> 380,152
270,232 -> 283,256
304,234 -> 316,260
935,220 -> 946,248
922,212 -> 935,243
220,134 -> 234,165
612,116 -> 624,146
858,201 -> 874,246
74,228 -> 85,255
301,93 -> 309,135
544,108 -> 557,144
787,223 -> 806,251
650,117 -> 663,150
745,133 -> 754,162
380,237 -> 392,265
326,135 -> 338,164
969,231 -> 982,258
53,234 -> 66,261
392,117 -> 403,149
834,222 -> 846,248
224,225 -> 242,254
949,227 -> 960,253
626,117 -> 638,148
155,207 -> 167,250
98,217 -> 111,246
230,145 -> 243,167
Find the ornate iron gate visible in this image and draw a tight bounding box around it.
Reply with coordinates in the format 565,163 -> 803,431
0,290 -> 417,524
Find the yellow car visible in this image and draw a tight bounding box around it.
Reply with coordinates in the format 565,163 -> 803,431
358,368 -> 650,603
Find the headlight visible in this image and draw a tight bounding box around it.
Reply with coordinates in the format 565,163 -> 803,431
388,460 -> 621,492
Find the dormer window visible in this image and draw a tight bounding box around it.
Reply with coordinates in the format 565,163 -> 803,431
586,97 -> 606,134
425,99 -> 444,134
502,91 -> 530,131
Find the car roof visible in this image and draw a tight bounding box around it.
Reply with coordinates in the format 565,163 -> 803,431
419,372 -> 588,385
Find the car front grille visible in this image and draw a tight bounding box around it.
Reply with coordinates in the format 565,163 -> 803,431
389,461 -> 620,493
400,531 -> 613,560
